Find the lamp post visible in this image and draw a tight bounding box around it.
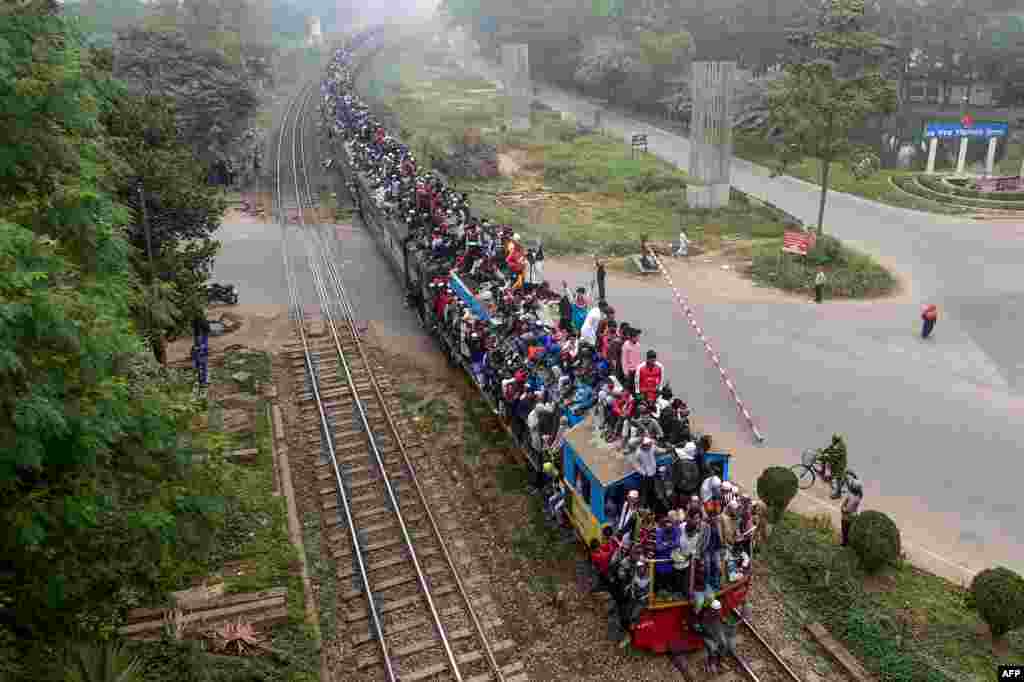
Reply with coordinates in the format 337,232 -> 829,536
137,181 -> 163,364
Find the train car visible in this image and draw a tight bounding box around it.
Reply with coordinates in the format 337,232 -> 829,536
326,117 -> 753,656
561,418 -> 750,653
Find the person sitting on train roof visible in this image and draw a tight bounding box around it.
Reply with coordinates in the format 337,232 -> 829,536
625,401 -> 663,451
660,399 -> 692,446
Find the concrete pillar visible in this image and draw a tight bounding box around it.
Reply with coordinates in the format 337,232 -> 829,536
926,137 -> 938,174
687,61 -> 736,209
985,137 -> 999,177
500,43 -> 530,131
956,136 -> 969,175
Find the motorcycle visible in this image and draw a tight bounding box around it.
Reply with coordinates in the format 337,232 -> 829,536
207,283 -> 239,306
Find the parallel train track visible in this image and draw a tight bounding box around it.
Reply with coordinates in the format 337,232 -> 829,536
272,75 -> 524,682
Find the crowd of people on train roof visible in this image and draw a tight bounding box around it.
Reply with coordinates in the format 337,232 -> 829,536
320,43 -> 769,656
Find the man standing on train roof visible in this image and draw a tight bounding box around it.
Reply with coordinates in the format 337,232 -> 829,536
633,436 -> 659,510
579,300 -> 605,349
635,349 -> 665,404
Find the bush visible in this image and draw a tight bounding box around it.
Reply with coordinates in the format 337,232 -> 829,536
848,510 -> 901,573
970,567 -> 1024,639
756,466 -> 799,522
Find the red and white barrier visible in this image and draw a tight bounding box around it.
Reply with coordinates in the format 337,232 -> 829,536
650,254 -> 765,443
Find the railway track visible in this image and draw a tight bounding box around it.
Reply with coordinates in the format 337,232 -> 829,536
675,609 -> 804,682
273,78 -> 524,682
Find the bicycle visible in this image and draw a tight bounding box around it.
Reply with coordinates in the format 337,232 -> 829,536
790,448 -> 859,493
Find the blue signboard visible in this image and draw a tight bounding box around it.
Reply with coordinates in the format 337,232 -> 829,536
925,121 -> 1009,139
479,16 -> 497,34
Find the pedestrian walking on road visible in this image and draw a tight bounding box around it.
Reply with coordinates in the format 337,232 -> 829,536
595,255 -> 607,302
675,230 -> 689,258
814,268 -> 826,304
921,304 -> 938,339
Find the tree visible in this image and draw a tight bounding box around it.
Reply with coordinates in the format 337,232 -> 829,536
574,35 -> 644,103
112,28 -> 259,166
0,11 -> 227,672
766,0 -> 898,235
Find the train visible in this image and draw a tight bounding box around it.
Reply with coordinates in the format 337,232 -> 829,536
321,64 -> 752,657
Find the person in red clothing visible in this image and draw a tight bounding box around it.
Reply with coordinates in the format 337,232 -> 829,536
591,526 -> 622,578
921,303 -> 938,339
635,350 -> 665,404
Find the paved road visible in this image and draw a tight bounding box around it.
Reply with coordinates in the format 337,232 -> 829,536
212,216 -> 422,340
466,58 -> 1024,578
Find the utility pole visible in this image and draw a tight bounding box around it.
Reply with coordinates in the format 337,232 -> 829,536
137,181 -> 164,365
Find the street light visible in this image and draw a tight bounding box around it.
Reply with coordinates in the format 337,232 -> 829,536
137,180 -> 162,364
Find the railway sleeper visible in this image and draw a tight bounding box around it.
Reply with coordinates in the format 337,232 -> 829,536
320,467 -> 409,494
327,503 -> 452,532
356,626 -> 477,670
345,576 -> 484,623
465,661 -> 528,682
340,561 -> 449,602
337,543 -> 439,580
329,528 -> 430,560
350,604 -> 500,647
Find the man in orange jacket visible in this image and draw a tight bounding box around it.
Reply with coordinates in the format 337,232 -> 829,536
921,304 -> 938,339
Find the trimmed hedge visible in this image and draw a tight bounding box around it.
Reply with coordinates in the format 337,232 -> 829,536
916,175 -> 1024,208
756,466 -> 798,522
848,510 -> 901,573
970,567 -> 1024,639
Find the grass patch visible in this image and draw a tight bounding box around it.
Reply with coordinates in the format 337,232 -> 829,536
509,484 -> 576,564
462,393 -> 510,464
765,512 -> 1024,682
302,510 -> 337,646
733,132 -> 967,215
749,233 -> 897,298
132,356 -> 320,681
214,348 -> 272,394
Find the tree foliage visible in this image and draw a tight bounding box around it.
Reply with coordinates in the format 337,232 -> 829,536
0,4 -> 231,673
112,28 -> 259,164
766,0 -> 898,234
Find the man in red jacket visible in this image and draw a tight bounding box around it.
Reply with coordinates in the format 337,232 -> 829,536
635,350 -> 665,404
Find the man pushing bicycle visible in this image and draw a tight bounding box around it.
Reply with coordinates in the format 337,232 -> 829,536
821,434 -> 848,499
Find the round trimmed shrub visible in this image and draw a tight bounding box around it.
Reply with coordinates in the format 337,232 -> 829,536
756,466 -> 799,522
848,510 -> 901,573
970,567 -> 1024,639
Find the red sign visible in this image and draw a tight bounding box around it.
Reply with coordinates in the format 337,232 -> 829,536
961,113 -> 974,127
782,230 -> 815,256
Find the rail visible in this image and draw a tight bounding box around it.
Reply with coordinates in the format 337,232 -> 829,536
292,59 -> 513,681
275,82 -> 397,680
291,81 -> 464,682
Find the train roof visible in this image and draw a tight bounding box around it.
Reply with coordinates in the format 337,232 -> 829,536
565,415 -> 663,487
565,414 -> 732,488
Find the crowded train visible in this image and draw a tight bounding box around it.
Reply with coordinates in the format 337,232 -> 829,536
318,30 -> 767,660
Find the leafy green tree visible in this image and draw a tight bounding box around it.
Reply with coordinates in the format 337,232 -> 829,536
0,7 -> 227,674
766,0 -> 898,235
101,91 -> 225,352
